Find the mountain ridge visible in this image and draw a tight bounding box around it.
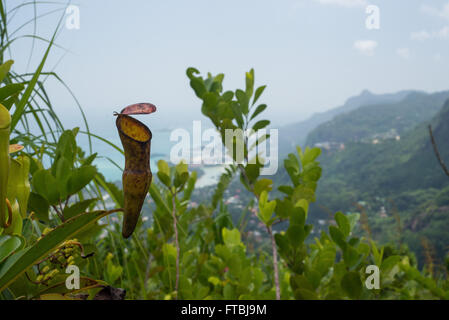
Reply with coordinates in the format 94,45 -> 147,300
278,89 -> 417,156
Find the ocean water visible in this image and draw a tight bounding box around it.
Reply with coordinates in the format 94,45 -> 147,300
91,129 -> 173,182
89,129 -> 224,188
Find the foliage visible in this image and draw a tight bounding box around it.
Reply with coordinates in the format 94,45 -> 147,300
0,1 -> 448,299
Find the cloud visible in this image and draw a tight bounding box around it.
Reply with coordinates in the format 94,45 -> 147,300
313,0 -> 367,8
353,40 -> 378,56
410,26 -> 449,40
421,2 -> 449,20
396,48 -> 410,60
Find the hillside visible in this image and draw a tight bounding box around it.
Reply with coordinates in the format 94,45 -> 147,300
307,99 -> 449,265
306,90 -> 449,146
278,89 -> 415,156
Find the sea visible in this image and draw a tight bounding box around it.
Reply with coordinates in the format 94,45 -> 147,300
88,128 -> 225,188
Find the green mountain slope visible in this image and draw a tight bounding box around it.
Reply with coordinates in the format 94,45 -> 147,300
306,91 -> 449,146
278,89 -> 415,156
307,99 -> 449,266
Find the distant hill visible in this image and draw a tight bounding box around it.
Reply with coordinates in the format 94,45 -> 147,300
314,98 -> 449,211
305,98 -> 449,265
277,89 -> 415,156
306,90 -> 449,146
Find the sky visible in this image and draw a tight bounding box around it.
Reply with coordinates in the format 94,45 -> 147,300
5,0 -> 449,132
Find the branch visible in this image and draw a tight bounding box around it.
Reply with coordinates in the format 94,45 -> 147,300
238,164 -> 280,300
171,191 -> 180,299
267,226 -> 281,300
428,125 -> 449,178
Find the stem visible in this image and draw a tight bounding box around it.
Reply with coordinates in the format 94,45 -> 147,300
238,163 -> 280,299
51,205 -> 64,222
428,125 -> 449,178
267,225 -> 280,300
171,191 -> 180,299
144,253 -> 153,288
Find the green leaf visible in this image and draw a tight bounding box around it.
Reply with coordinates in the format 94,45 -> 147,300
189,78 -> 206,99
290,207 -> 306,226
278,185 -> 294,196
63,198 -> 98,220
315,246 -> 337,277
0,235 -> 24,264
82,153 -> 97,166
284,153 -> 300,185
274,233 -> 289,253
0,210 -> 115,291
174,162 -> 189,189
32,169 -> 60,205
157,160 -> 171,187
0,60 -> 14,82
370,240 -> 383,266
28,192 -> 49,222
329,226 -> 346,249
343,246 -> 363,270
223,283 -> 235,299
0,83 -> 24,105
66,165 -> 97,196
254,179 -> 273,197
275,198 -> 293,219
54,157 -> 72,199
53,130 -> 77,170
250,104 -> 267,121
222,228 -> 241,248
252,85 -> 266,106
231,102 -> 244,128
258,191 -> 276,225
287,225 -> 305,247
236,89 -> 249,115
381,255 -> 401,272
341,272 -> 362,299
292,185 -> 316,203
222,91 -> 234,101
294,288 -> 319,300
301,147 -> 321,165
335,212 -> 350,238
303,166 -> 322,182
245,69 -> 254,98
252,120 -> 270,131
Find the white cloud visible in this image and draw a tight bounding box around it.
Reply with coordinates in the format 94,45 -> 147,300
314,0 -> 367,8
410,26 -> 449,40
396,48 -> 410,60
353,40 -> 378,56
421,2 -> 449,20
